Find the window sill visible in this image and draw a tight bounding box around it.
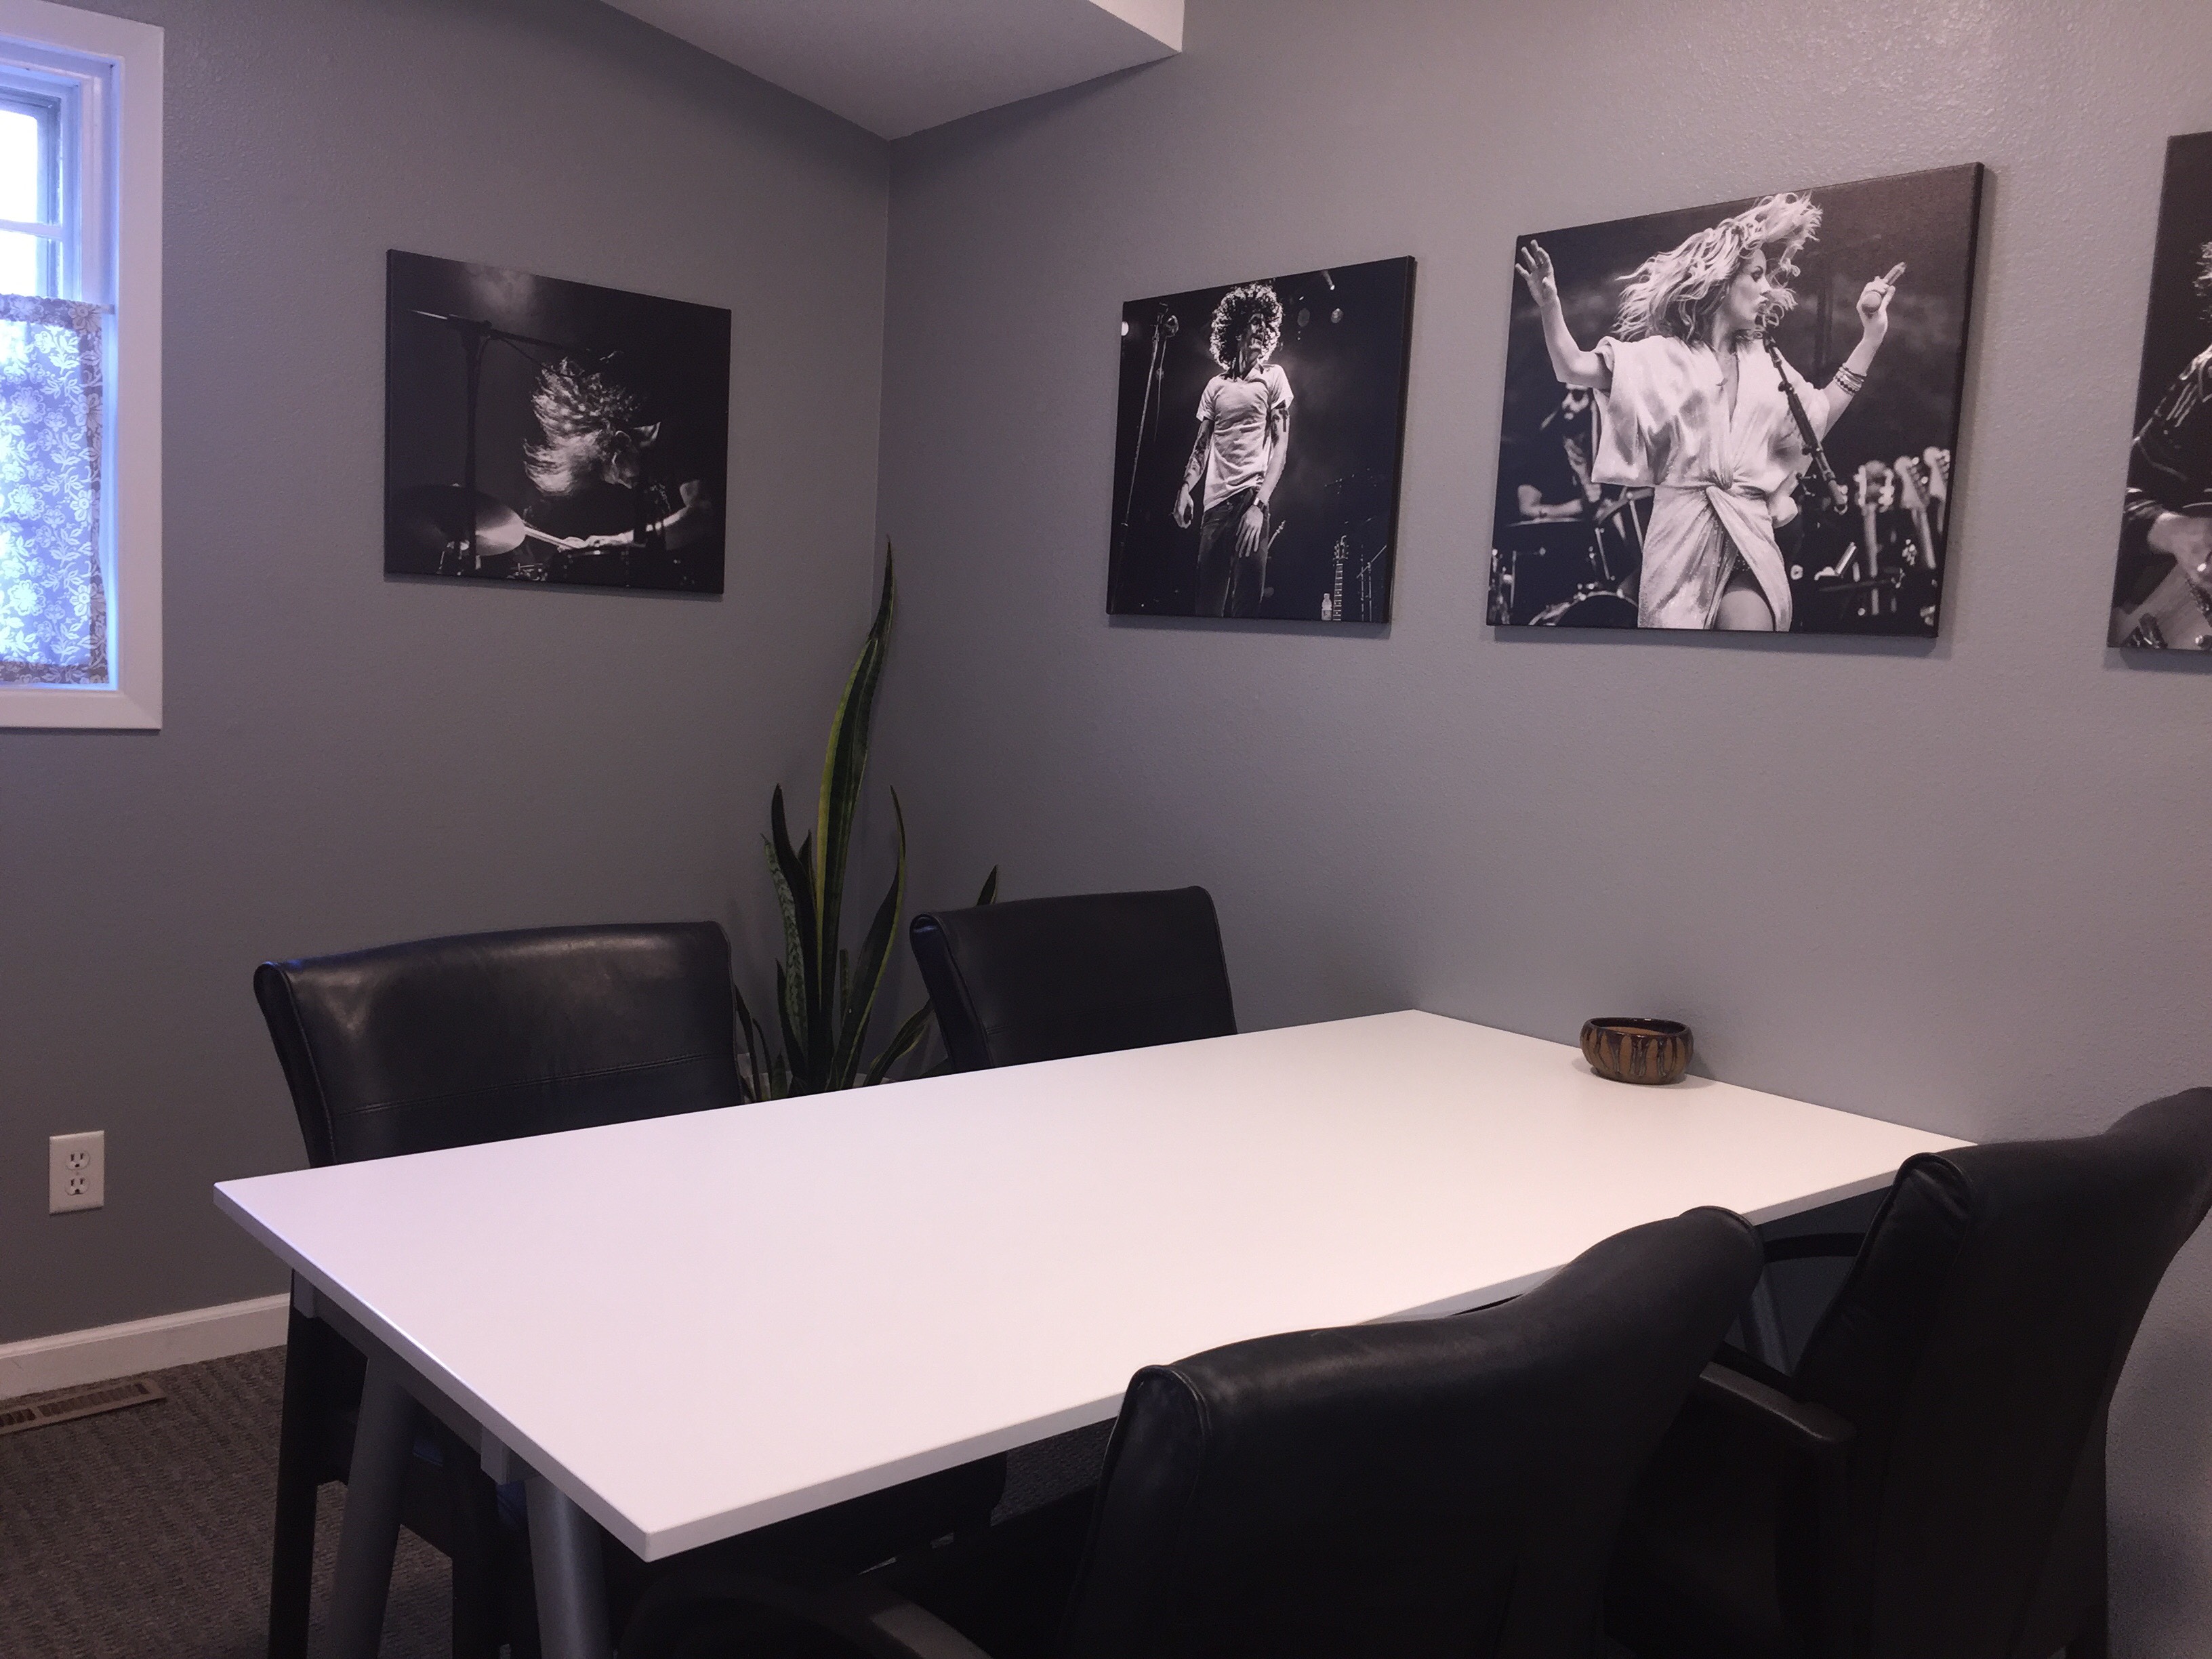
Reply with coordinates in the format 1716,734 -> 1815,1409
0,682 -> 159,730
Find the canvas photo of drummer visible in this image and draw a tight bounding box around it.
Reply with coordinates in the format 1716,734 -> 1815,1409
384,250 -> 731,593
1487,164 -> 1982,636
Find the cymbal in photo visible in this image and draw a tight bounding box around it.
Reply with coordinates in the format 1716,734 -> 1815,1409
388,484 -> 527,562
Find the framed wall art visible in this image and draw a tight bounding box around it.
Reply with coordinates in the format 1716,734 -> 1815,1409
1488,163 -> 1984,636
1108,256 -> 1415,624
385,251 -> 731,594
2108,132 -> 2212,651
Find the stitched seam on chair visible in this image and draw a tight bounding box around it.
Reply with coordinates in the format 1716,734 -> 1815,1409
935,933 -> 992,1065
1154,1366 -> 1213,1602
342,1051 -> 724,1118
1169,1371 -> 1212,1626
276,973 -> 342,1168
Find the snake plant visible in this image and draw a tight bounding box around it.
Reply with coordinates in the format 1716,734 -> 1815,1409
734,546 -> 996,1098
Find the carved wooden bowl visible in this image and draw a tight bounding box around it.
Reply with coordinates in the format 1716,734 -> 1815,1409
1580,1017 -> 1693,1086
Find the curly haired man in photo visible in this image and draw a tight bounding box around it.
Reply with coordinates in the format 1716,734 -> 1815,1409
1174,283 -> 1294,617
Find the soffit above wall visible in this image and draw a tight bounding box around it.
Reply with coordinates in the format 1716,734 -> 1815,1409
600,0 -> 1183,140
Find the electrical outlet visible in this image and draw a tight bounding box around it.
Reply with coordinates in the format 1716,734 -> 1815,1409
49,1131 -> 103,1214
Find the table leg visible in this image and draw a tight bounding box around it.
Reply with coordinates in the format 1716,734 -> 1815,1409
328,1352 -> 417,1659
527,1474 -> 613,1659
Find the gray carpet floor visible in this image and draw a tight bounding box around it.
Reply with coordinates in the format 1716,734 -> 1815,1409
0,1349 -> 1109,1659
0,1348 -> 449,1658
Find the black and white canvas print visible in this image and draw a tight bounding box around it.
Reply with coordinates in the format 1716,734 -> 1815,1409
1488,164 -> 1984,636
1108,257 -> 1414,623
2110,133 -> 2212,650
384,251 -> 731,593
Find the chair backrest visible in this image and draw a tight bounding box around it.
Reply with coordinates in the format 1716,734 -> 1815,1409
907,886 -> 1234,1071
1792,1088 -> 2212,1659
255,922 -> 742,1166
1057,1208 -> 1764,1659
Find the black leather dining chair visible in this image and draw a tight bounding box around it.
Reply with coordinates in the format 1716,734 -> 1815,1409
908,886 -> 1235,1071
1605,1088 -> 2212,1659
255,922 -> 1002,1659
615,1207 -> 1767,1659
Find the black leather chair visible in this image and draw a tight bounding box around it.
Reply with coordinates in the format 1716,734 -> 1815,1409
1606,1088 -> 2212,1659
255,923 -> 1002,1659
616,1208 -> 1767,1659
908,887 -> 1235,1071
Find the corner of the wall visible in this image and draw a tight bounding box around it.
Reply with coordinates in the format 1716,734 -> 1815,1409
1090,0 -> 1182,54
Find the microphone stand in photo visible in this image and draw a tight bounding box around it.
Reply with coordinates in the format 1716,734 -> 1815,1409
1119,306 -> 1179,545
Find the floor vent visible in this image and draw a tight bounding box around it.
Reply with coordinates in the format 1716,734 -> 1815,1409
0,1375 -> 167,1436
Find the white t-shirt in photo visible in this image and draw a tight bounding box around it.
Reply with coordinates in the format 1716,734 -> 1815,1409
1197,363 -> 1294,509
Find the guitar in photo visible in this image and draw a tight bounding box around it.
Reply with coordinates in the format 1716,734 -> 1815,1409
2110,133 -> 2212,649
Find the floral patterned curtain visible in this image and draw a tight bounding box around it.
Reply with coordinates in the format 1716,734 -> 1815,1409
0,292 -> 107,684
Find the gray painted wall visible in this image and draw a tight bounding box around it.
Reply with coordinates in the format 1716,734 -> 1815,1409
0,0 -> 889,1341
874,0 -> 2212,1649
9,0 -> 2211,1643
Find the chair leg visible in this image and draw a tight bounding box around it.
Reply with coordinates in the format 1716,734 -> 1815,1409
268,1311 -> 322,1659
437,1422 -> 504,1659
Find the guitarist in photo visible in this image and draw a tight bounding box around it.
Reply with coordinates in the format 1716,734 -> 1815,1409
2113,240 -> 2212,649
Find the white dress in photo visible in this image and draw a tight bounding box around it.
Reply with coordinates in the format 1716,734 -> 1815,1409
1590,334 -> 1831,631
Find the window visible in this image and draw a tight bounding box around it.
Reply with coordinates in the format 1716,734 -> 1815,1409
0,0 -> 159,729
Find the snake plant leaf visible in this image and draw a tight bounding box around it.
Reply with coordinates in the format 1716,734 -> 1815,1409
764,848 -> 808,1074
769,790 -> 817,981
865,1000 -> 935,1087
815,547 -> 896,1006
771,957 -> 803,1086
976,866 -> 1000,907
794,833 -> 834,1084
768,788 -> 820,1073
733,983 -> 768,1101
832,787 -> 908,1086
814,629 -> 877,977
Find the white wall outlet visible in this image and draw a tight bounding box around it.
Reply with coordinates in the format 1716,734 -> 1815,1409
49,1131 -> 104,1214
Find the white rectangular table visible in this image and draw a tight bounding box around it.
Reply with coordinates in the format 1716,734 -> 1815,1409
215,1011 -> 1965,1658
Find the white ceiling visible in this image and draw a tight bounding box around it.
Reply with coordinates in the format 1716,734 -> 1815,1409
602,0 -> 1183,140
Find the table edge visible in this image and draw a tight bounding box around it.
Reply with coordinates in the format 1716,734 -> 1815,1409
212,1009 -> 1972,1557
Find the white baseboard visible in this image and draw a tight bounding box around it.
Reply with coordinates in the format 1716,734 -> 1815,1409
0,1293 -> 291,1400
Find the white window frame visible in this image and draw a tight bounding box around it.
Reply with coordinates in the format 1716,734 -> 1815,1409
0,0 -> 159,730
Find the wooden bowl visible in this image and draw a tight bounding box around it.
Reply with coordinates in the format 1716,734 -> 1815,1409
1580,1017 -> 1693,1086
